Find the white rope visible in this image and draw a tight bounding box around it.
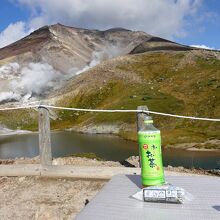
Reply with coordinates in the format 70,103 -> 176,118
0,104 -> 219,122
0,105 -> 38,111
41,105 -> 220,122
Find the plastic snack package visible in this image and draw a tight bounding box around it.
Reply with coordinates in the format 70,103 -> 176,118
132,183 -> 193,204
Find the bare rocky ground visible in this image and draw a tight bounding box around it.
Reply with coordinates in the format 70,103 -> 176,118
0,176 -> 105,220
0,156 -> 218,220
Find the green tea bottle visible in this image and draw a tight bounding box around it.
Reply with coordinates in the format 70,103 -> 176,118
138,116 -> 165,187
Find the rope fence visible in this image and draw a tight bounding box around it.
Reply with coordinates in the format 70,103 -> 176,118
0,104 -> 219,122
0,104 -> 219,167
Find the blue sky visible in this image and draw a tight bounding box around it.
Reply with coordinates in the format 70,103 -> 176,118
1,1 -> 29,31
178,0 -> 220,49
0,0 -> 220,49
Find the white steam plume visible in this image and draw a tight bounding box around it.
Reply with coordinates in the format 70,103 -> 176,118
0,43 -> 124,104
0,62 -> 62,103
11,62 -> 62,95
71,43 -> 123,75
0,63 -> 20,79
0,92 -> 21,103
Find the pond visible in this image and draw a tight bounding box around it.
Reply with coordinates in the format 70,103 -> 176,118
0,131 -> 219,170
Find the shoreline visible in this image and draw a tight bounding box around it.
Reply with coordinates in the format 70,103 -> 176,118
0,128 -> 32,136
0,128 -> 219,152
185,147 -> 220,152
164,145 -> 220,152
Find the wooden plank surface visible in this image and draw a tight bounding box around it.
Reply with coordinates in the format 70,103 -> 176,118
0,164 -> 41,176
0,165 -> 140,179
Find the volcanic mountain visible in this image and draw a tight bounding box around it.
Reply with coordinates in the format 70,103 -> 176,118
0,24 -> 219,148
0,23 -> 191,68
0,23 -> 192,103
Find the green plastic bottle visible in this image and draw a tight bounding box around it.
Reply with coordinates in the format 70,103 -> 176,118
138,116 -> 165,187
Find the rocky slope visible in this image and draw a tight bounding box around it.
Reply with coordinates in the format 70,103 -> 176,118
0,24 -> 150,103
0,24 -> 190,69
1,49 -> 218,148
45,49 -> 219,148
0,24 -> 148,70
130,37 -> 191,54
0,23 -> 192,103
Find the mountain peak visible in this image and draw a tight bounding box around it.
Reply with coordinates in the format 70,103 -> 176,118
0,23 -> 194,64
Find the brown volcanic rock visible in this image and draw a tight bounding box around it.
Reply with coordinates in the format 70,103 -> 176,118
0,26 -> 51,60
0,23 -> 194,75
0,24 -> 150,72
130,36 -> 192,54
0,24 -> 154,103
0,23 -> 206,106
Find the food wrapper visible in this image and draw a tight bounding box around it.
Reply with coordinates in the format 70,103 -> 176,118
132,183 -> 193,204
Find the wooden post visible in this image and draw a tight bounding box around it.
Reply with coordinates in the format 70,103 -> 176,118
38,107 -> 52,165
136,106 -> 149,168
